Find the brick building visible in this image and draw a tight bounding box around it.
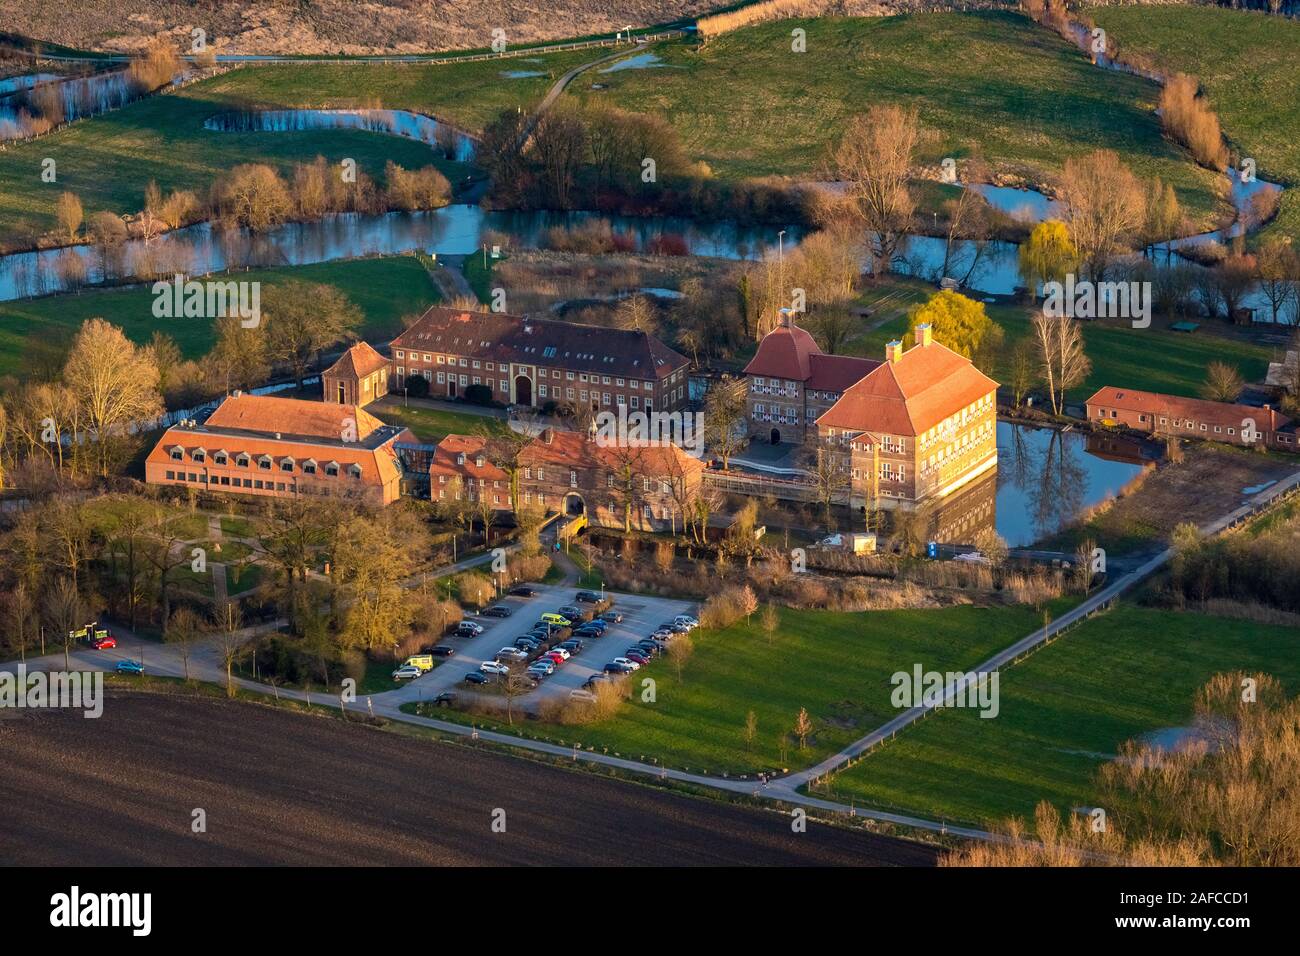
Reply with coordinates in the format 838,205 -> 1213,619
326,306 -> 691,414
430,428 -> 705,532
743,310 -> 881,445
322,341 -> 390,407
428,434 -> 513,511
816,325 -> 999,511
1085,386 -> 1296,452
145,394 -> 413,505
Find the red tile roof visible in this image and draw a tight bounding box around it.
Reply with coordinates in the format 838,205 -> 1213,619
808,352 -> 881,393
325,341 -> 389,380
1086,386 -> 1292,432
743,322 -> 822,381
817,340 -> 998,437
744,319 -> 878,393
206,393 -> 387,442
429,434 -> 509,483
392,306 -> 688,381
520,429 -> 705,477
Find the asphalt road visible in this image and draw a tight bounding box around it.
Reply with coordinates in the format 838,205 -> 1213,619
0,692 -> 935,866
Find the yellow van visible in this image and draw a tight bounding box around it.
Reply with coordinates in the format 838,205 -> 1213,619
404,654 -> 435,673
540,613 -> 571,628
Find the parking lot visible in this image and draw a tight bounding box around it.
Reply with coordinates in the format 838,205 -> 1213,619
381,581 -> 698,713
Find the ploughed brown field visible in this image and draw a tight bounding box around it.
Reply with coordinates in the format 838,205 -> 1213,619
0,690 -> 936,865
2,0 -> 717,55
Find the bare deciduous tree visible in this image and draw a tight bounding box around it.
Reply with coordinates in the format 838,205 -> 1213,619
830,105 -> 920,274
1030,313 -> 1092,415
1057,150 -> 1146,280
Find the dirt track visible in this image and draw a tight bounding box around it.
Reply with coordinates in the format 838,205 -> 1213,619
0,692 -> 936,866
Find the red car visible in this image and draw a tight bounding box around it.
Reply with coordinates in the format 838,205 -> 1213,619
91,635 -> 117,650
543,651 -> 567,666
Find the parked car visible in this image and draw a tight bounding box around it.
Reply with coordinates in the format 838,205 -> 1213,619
652,627 -> 676,640
557,605 -> 586,620
575,591 -> 603,604
599,611 -> 624,624
528,659 -> 555,676
115,660 -> 144,675
515,637 -> 541,651
558,639 -> 583,653
569,689 -> 598,703
392,665 -> 422,680
578,618 -> 607,632
431,645 -> 456,658
611,657 -> 641,671
573,626 -> 603,639
483,606 -> 513,618
403,654 -> 434,672
509,586 -> 539,598
673,615 -> 699,629
624,651 -> 651,666
496,647 -> 528,662
479,661 -> 510,676
456,621 -> 485,637
547,646 -> 571,661
583,674 -> 611,690
463,671 -> 489,685
431,692 -> 457,707
604,662 -> 634,674
91,635 -> 117,650
539,613 -> 571,628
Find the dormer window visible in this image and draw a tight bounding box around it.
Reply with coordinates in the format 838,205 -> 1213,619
214,450 -> 229,466
236,454 -> 250,468
280,458 -> 294,472
258,455 -> 272,470
325,461 -> 340,477
302,458 -> 317,474
169,446 -> 184,461
456,453 -> 465,466
192,447 -> 206,463
475,456 -> 485,468
348,463 -> 362,479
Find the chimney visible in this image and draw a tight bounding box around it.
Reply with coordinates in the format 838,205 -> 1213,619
778,307 -> 792,328
915,323 -> 933,348
885,340 -> 903,363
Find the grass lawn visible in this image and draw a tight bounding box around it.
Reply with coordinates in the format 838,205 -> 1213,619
569,13 -> 1223,227
0,255 -> 437,376
369,399 -> 511,443
820,604 -> 1300,827
462,249 -> 502,304
431,600 -> 1075,775
1089,5 -> 1300,242
225,562 -> 266,595
0,50 -> 593,235
218,514 -> 260,538
165,513 -> 209,540
844,279 -> 1272,400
